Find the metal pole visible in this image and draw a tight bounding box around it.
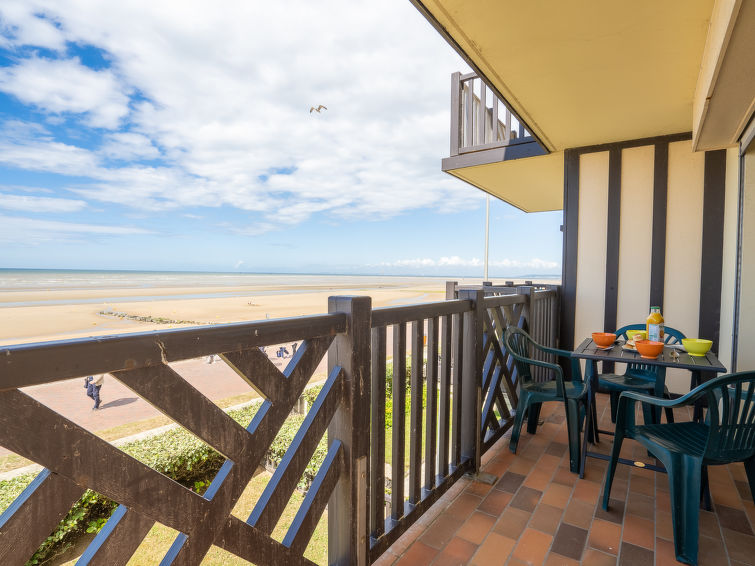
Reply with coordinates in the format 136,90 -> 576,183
484,195 -> 490,280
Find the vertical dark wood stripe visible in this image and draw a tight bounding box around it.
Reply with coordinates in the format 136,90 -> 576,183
604,148 -> 622,334
699,150 -> 727,353
650,142 -> 669,310
560,149 -> 580,351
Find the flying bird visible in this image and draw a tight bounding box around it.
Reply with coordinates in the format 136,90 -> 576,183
309,105 -> 327,113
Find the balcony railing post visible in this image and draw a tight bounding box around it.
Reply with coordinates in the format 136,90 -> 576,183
327,296 -> 371,566
457,289 -> 484,472
445,281 -> 458,300
450,72 -> 461,157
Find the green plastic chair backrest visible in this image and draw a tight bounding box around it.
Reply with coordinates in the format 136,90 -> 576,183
701,371 -> 755,463
504,326 -> 535,386
615,324 -> 686,377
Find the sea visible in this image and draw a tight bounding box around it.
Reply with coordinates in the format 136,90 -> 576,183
0,268 -> 560,308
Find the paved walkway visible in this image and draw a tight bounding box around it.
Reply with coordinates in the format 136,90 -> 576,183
3,343 -> 326,459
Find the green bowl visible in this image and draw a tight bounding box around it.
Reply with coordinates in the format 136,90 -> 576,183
682,338 -> 712,357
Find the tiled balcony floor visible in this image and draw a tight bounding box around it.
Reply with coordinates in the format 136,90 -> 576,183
375,398 -> 755,566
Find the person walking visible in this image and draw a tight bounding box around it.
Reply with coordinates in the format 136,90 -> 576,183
84,374 -> 105,410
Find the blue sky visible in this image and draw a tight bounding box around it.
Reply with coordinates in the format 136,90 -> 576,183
0,0 -> 563,277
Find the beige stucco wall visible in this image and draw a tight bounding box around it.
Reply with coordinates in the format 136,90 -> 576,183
738,145 -> 755,371
616,145 -> 654,328
574,152 -> 609,346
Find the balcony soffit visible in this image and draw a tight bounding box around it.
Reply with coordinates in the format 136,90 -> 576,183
418,0 -> 714,152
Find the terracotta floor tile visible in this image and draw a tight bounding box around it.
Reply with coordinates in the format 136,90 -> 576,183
492,506 -> 531,540
430,536 -> 477,566
477,489 -> 512,516
544,552 -> 580,565
721,528 -> 755,565
625,493 -> 654,520
468,532 -> 515,566
552,467 -> 578,487
654,489 -> 671,513
588,518 -> 621,555
573,478 -> 601,503
445,492 -> 483,522
524,467 -> 553,491
419,514 -> 464,550
697,534 -> 728,566
465,480 -> 493,498
583,548 -> 618,566
496,471 -> 526,493
508,456 -> 536,476
594,498 -> 625,525
550,522 -> 588,561
541,482 -> 573,509
654,537 -> 677,566
512,528 -> 553,565
735,479 -> 753,502
711,481 -> 745,509
628,474 -> 654,497
563,497 -> 594,530
395,541 -> 438,566
716,504 -> 754,535
699,509 -> 723,539
510,486 -> 543,513
373,549 -> 398,566
456,511 -> 496,545
654,510 -> 673,541
617,542 -> 653,566
529,503 -> 563,535
545,441 -> 567,457
621,514 -> 654,550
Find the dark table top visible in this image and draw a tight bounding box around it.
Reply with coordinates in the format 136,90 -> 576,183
573,338 -> 727,374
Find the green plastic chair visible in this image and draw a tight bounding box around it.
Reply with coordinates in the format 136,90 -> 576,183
504,326 -> 588,473
601,371 -> 755,565
594,324 -> 686,425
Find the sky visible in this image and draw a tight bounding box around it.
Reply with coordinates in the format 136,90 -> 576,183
0,0 -> 563,277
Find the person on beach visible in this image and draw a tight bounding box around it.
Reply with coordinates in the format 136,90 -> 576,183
84,374 -> 105,410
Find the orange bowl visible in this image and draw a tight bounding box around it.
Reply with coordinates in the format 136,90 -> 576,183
635,340 -> 664,359
592,332 -> 616,348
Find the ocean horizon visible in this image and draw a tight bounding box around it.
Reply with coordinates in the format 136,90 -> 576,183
0,268 -> 561,293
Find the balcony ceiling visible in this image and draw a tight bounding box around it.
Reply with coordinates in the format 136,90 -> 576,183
418,0 -> 715,152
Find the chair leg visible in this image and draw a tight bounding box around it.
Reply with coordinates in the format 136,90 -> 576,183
601,424 -> 625,510
667,455 -> 702,565
744,455 -> 755,505
526,402 -> 542,434
509,395 -> 529,454
609,392 -> 619,423
565,399 -> 582,473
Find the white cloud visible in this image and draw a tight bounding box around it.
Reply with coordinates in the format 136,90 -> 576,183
0,56 -> 130,129
0,213 -> 152,244
383,257 -> 560,271
0,0 -> 478,232
0,192 -> 87,212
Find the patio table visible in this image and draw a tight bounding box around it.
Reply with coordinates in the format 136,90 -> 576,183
572,337 -> 727,478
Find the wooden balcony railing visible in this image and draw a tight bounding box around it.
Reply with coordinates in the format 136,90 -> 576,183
450,72 -> 536,157
0,286 -> 559,565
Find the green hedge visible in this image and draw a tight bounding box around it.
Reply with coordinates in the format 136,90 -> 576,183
0,371 -> 417,565
0,385 -> 327,565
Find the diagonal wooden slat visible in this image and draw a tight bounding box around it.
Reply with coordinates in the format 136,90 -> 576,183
222,347 -> 285,401
0,390 -> 211,536
113,363 -> 252,464
162,335 -> 333,564
248,366 -> 344,534
77,504 -> 154,566
282,440 -> 344,555
0,468 -> 84,565
212,516 -> 317,566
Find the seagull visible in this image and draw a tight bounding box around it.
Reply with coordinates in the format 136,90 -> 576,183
309,105 -> 327,113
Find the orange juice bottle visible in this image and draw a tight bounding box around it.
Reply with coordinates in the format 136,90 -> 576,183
646,306 -> 664,342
